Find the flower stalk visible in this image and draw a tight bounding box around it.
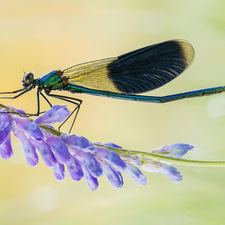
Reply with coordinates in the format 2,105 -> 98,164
38,125 -> 225,168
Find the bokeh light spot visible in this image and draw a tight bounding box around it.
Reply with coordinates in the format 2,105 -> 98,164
31,186 -> 58,212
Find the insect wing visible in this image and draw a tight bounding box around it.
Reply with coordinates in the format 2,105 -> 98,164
63,40 -> 195,94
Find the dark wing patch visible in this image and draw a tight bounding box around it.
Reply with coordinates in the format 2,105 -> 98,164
107,39 -> 194,93
63,39 -> 194,94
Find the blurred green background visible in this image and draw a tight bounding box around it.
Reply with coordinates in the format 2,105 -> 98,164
0,0 -> 225,224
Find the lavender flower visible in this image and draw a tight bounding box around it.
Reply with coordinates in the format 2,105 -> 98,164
0,105 -> 195,190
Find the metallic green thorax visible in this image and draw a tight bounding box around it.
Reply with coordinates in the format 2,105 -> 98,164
39,70 -> 65,92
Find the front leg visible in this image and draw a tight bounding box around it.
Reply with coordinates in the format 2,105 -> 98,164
46,93 -> 82,133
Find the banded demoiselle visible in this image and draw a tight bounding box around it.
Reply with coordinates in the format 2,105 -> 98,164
1,39 -> 224,131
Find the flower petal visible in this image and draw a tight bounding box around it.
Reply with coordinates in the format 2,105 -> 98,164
74,151 -> 103,178
81,164 -> 99,191
13,107 -> 27,116
30,139 -> 56,168
151,143 -> 195,159
140,159 -> 183,183
121,155 -> 141,166
0,133 -> 13,160
103,142 -> 122,149
124,162 -> 147,186
34,105 -> 70,125
52,160 -> 67,181
117,171 -> 123,185
94,147 -> 126,171
12,126 -> 39,167
40,127 -> 55,139
12,115 -> 43,141
60,133 -> 95,152
100,161 -> 123,188
0,109 -> 12,144
47,136 -> 70,163
66,157 -> 83,181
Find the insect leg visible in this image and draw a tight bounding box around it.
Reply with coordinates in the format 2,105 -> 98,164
40,92 -> 52,108
0,87 -> 40,116
0,87 -> 32,99
46,93 -> 82,132
19,88 -> 42,117
0,88 -> 28,95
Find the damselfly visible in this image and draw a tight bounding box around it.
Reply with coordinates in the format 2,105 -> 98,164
1,40 -> 224,132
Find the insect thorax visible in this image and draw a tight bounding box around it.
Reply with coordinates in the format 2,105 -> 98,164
39,70 -> 66,91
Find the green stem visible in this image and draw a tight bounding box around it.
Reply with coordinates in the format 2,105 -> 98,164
97,146 -> 225,167
1,103 -> 225,167
38,124 -> 225,167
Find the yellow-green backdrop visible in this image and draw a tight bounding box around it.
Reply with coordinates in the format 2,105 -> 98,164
0,0 -> 225,224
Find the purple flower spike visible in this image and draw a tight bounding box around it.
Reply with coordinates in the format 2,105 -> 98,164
95,147 -> 126,171
124,162 -> 147,186
140,160 -> 183,183
0,104 -> 197,189
0,109 -> 12,144
60,133 -> 94,152
13,115 -> 43,142
12,126 -> 38,167
75,151 -> 103,178
0,134 -> 13,160
52,161 -> 67,181
34,105 -> 70,125
66,157 -> 83,181
30,139 -> 56,168
151,143 -> 195,159
81,164 -> 99,191
100,161 -> 123,188
47,136 -> 70,163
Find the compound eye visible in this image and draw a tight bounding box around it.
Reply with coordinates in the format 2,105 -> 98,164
22,72 -> 34,86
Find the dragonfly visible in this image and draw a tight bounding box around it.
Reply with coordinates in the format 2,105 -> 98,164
1,39 -> 224,132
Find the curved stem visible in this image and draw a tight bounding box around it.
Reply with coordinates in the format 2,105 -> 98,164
99,146 -> 225,167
